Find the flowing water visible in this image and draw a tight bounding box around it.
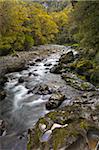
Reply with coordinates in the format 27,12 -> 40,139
0,46 -> 78,149
0,46 -> 98,150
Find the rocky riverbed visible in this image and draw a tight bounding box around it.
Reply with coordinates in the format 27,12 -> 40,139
0,45 -> 99,150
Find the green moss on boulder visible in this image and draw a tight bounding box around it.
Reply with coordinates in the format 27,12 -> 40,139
90,66 -> 99,87
76,59 -> 93,75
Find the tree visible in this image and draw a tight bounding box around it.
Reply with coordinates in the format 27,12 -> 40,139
51,7 -> 72,44
69,1 -> 99,57
27,3 -> 58,45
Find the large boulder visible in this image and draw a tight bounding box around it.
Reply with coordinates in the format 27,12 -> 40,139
59,51 -> 74,64
46,92 -> 65,110
50,64 -> 61,74
0,76 -> 8,87
62,73 -> 95,91
27,104 -> 99,150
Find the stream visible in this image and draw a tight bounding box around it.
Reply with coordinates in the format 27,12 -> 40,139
0,45 -> 98,150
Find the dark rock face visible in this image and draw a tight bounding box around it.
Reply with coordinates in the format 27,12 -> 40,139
18,77 -> 24,83
46,92 -> 65,110
35,58 -> 42,62
50,65 -> 61,74
28,72 -> 32,76
59,51 -> 74,64
50,51 -> 75,75
0,120 -> 7,136
0,90 -> 6,101
0,76 -> 8,87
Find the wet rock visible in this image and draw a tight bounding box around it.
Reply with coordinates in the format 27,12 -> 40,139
62,73 -> 95,91
87,129 -> 99,150
39,123 -> 46,132
0,76 -> 8,87
28,72 -> 32,76
33,73 -> 38,76
32,84 -> 53,95
44,62 -> 52,67
46,92 -> 65,110
0,120 -> 7,136
45,67 -> 49,70
29,61 -> 35,66
27,89 -> 33,94
50,64 -> 61,74
18,77 -> 24,83
35,58 -> 42,62
40,130 -> 52,142
59,51 -> 74,64
0,90 -> 6,101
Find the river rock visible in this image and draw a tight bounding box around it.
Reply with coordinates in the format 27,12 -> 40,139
35,58 -> 42,62
0,90 -> 6,101
27,104 -> 99,150
50,64 -> 61,74
32,84 -> 53,95
29,61 -> 35,66
0,76 -> 8,87
0,120 -> 7,136
62,73 -> 95,91
44,62 -> 52,67
18,77 -> 24,83
28,72 -> 32,76
59,51 -> 74,64
46,92 -> 65,110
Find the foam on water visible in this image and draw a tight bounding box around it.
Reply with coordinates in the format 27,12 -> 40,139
13,85 -> 28,109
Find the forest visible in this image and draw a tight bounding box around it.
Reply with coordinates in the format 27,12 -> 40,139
0,0 -> 99,57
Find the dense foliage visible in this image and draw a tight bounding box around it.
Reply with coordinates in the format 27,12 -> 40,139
69,1 -> 99,59
0,0 -> 59,55
0,0 -> 99,61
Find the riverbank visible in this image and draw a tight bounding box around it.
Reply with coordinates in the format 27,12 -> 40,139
0,45 -> 99,150
0,45 -> 67,92
26,45 -> 99,150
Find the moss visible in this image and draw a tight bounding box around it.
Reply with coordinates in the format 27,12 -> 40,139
27,104 -> 99,149
51,119 -> 91,150
81,82 -> 91,91
76,59 -> 93,75
77,74 -> 86,81
90,66 -> 99,87
80,120 -> 89,130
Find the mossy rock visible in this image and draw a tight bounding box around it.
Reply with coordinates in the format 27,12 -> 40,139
62,73 -> 95,91
27,103 -> 99,150
50,64 -> 61,74
90,66 -> 99,87
59,51 -> 74,64
76,59 -> 93,75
